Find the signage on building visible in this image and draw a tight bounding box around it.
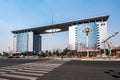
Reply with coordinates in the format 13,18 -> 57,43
101,22 -> 106,26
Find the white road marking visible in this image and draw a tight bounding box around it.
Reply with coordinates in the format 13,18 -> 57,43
1,73 -> 38,80
0,59 -> 69,80
0,78 -> 9,80
2,66 -> 53,71
0,69 -> 15,72
17,69 -> 48,73
0,71 -> 7,74
26,66 -> 56,69
23,68 -> 52,71
10,71 -> 44,76
1,67 -> 21,70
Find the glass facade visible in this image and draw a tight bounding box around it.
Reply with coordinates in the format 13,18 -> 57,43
13,16 -> 108,52
33,34 -> 41,54
75,22 -> 99,50
16,32 -> 41,54
17,32 -> 28,52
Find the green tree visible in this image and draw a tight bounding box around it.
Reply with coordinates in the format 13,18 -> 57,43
0,53 -> 2,56
48,51 -> 52,56
39,51 -> 46,57
62,48 -> 70,56
3,51 -> 9,57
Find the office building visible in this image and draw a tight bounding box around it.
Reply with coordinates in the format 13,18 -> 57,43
12,15 -> 109,54
69,20 -> 107,50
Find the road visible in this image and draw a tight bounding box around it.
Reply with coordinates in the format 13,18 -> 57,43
0,58 -> 120,80
0,58 -> 68,80
0,58 -> 49,67
39,60 -> 120,80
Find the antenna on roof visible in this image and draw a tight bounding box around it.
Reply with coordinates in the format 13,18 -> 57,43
52,10 -> 54,25
51,9 -> 54,34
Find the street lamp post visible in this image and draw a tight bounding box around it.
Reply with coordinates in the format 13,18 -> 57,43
102,32 -> 119,56
83,27 -> 92,58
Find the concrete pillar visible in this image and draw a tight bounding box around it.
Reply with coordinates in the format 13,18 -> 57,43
13,34 -> 17,52
28,31 -> 33,52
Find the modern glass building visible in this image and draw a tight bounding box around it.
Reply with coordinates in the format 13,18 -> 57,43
12,15 -> 109,54
17,32 -> 28,52
69,21 -> 108,51
13,31 -> 41,54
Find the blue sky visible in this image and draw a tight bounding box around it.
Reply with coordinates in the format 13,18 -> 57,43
0,0 -> 120,52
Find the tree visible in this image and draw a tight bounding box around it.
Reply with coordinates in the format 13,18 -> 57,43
48,51 -> 52,56
0,53 -> 2,56
45,50 -> 49,56
45,50 -> 52,57
62,48 -> 70,56
3,51 -> 9,57
39,51 -> 46,57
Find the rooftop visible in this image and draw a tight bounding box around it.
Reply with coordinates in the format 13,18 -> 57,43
12,15 -> 109,34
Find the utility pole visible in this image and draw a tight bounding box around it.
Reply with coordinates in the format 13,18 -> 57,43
102,32 -> 119,56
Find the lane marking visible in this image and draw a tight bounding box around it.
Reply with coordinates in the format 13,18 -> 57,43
0,69 -> 15,72
10,71 -> 44,76
17,69 -> 48,73
0,78 -> 9,80
0,72 -> 7,74
23,68 -> 52,71
26,66 -> 56,69
2,66 -> 57,70
2,66 -> 53,71
0,59 -> 69,80
1,67 -> 21,70
1,73 -> 38,80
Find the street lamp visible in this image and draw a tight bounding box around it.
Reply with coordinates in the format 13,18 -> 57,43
83,27 -> 92,58
102,32 -> 119,56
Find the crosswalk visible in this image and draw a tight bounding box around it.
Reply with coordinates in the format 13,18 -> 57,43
0,59 -> 69,80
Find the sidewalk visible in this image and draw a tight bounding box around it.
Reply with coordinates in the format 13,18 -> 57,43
53,57 -> 120,61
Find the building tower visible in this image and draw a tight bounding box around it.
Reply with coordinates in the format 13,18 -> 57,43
12,15 -> 109,54
69,18 -> 108,51
13,31 -> 41,54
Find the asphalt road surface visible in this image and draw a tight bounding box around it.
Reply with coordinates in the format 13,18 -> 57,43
0,58 -> 120,80
0,58 -> 49,67
39,60 -> 120,80
0,58 -> 68,80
